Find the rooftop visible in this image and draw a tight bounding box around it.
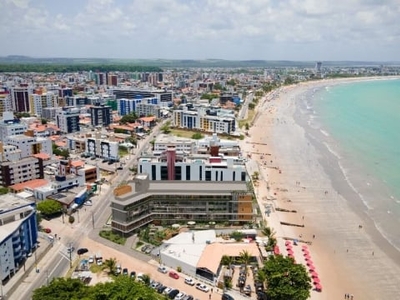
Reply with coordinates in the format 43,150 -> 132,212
9,179 -> 49,192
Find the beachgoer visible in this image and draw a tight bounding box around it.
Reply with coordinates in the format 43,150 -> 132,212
313,234 -> 315,239
372,251 -> 374,256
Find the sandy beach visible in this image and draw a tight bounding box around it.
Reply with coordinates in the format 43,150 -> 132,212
241,78 -> 400,299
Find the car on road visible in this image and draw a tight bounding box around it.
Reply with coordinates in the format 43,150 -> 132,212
168,270 -> 179,279
184,277 -> 195,286
77,248 -> 88,255
157,266 -> 168,274
43,228 -> 51,233
122,268 -> 128,275
117,166 -> 123,170
195,283 -> 209,292
174,292 -> 186,300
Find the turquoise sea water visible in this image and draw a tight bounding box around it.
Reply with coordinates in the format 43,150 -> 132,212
308,79 -> 400,250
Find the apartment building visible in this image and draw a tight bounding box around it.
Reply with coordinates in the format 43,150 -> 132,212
90,104 -> 112,127
56,106 -> 80,133
172,104 -> 236,135
0,112 -> 28,142
0,91 -> 12,114
111,174 -> 253,234
0,157 -> 44,186
6,131 -> 52,158
29,91 -> 58,117
0,194 -> 38,282
86,135 -> 119,160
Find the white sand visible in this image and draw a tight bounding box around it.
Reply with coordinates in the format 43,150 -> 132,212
241,78 -> 400,299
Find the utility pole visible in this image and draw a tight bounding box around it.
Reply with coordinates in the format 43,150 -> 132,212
69,243 -> 73,268
46,269 -> 50,286
92,212 -> 95,229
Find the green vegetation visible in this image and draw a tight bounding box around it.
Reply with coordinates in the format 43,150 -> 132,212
200,93 -> 219,101
118,145 -> 129,157
160,121 -> 171,134
32,276 -> 164,300
68,215 -> 75,225
37,199 -> 62,216
0,63 -> 162,73
213,82 -> 225,91
0,187 -> 9,195
261,255 -> 312,300
104,257 -> 117,275
119,112 -> 138,124
52,144 -> 70,159
99,230 -> 127,245
139,226 -> 178,246
191,132 -> 204,140
230,231 -> 244,242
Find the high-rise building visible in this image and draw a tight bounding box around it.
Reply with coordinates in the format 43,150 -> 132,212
56,107 -> 80,133
11,85 -> 32,112
0,90 -> 12,114
29,91 -> 58,117
107,74 -> 118,86
0,112 -> 28,142
90,104 -> 112,127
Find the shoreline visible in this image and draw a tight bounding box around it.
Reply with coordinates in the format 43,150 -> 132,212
242,77 -> 400,299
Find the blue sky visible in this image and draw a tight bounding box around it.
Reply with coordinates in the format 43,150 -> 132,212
1,0 -> 399,61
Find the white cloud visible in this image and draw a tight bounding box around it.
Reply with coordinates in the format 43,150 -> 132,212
0,0 -> 399,60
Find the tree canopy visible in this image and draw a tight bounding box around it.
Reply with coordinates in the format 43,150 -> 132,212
37,199 -> 62,216
32,276 -> 163,300
119,112 -> 138,124
262,255 -> 311,300
0,64 -> 162,73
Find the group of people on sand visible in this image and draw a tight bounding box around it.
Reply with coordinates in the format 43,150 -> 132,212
345,293 -> 354,299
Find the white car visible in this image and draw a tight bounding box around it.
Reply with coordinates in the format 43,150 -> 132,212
158,266 -> 168,274
174,292 -> 186,300
88,256 -> 94,263
195,283 -> 209,292
163,287 -> 173,295
184,277 -> 195,286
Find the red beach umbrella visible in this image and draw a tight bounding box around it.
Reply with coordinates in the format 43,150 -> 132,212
287,249 -> 294,254
285,241 -> 291,246
304,254 -> 311,260
302,245 -> 308,250
306,260 -> 314,266
303,249 -> 310,254
310,271 -> 319,277
313,277 -> 321,284
315,283 -> 322,291
274,245 -> 280,255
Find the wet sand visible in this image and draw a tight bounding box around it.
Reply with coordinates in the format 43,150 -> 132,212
241,78 -> 400,299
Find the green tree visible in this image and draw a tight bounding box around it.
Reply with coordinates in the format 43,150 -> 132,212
41,118 -> 48,125
262,255 -> 311,300
230,231 -> 243,242
238,250 -> 252,270
139,274 -> 151,286
248,102 -> 256,110
120,112 -> 138,124
160,121 -> 171,134
37,200 -> 62,216
226,79 -> 236,86
68,215 -> 75,225
104,257 -> 117,275
32,278 -> 89,300
221,255 -> 234,266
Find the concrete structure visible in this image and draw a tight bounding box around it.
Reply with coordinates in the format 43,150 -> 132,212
135,103 -> 161,118
6,131 -> 52,158
11,85 -> 32,112
0,112 -> 28,142
0,144 -> 22,162
0,91 -> 12,115
86,134 -> 119,160
110,174 -> 253,234
0,194 -> 38,282
113,89 -> 173,108
56,107 -> 80,133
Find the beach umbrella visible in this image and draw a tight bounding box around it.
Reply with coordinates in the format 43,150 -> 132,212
304,253 -> 311,258
310,271 -> 319,277
274,245 -> 280,255
306,260 -> 314,266
314,283 -> 322,291
302,249 -> 310,254
285,241 -> 291,246
308,264 -> 315,270
313,277 -> 321,284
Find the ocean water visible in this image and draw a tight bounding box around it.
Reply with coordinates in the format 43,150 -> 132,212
304,79 -> 400,251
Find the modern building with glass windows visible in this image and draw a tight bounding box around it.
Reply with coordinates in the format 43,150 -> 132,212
0,194 -> 38,282
111,174 -> 253,235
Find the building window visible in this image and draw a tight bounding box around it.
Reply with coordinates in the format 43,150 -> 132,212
205,171 -> 211,181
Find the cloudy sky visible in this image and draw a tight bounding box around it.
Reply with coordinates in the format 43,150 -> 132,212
1,0 -> 399,61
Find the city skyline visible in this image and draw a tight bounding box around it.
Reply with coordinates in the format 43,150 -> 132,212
1,0 -> 399,62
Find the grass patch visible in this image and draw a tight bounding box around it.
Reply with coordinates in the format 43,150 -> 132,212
90,263 -> 104,273
170,129 -> 204,139
99,230 -> 127,245
239,109 -> 257,128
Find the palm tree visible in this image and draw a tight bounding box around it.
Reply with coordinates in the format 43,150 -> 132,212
104,257 -> 117,274
221,255 -> 234,266
238,250 -> 252,273
140,274 -> 151,286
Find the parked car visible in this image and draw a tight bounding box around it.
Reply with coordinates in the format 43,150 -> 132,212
141,245 -> 149,252
77,248 -> 88,255
243,284 -> 252,296
151,281 -> 162,289
163,287 -> 173,295
115,264 -> 121,275
183,296 -> 194,300
44,228 -> 51,233
130,271 -> 136,278
122,268 -> 128,275
195,283 -> 209,292
168,289 -> 180,299
184,277 -> 195,286
222,293 -> 235,300
157,285 -> 167,294
88,256 -> 94,264
158,266 -> 168,274
168,270 -> 179,279
174,292 -> 186,300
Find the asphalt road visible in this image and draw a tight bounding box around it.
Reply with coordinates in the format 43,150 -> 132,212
11,123 -> 163,300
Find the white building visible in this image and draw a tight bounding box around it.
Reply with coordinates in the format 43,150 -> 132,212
29,91 -> 58,117
0,91 -> 12,113
86,135 -> 119,160
0,112 -> 28,142
6,134 -> 52,158
0,144 -> 22,162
